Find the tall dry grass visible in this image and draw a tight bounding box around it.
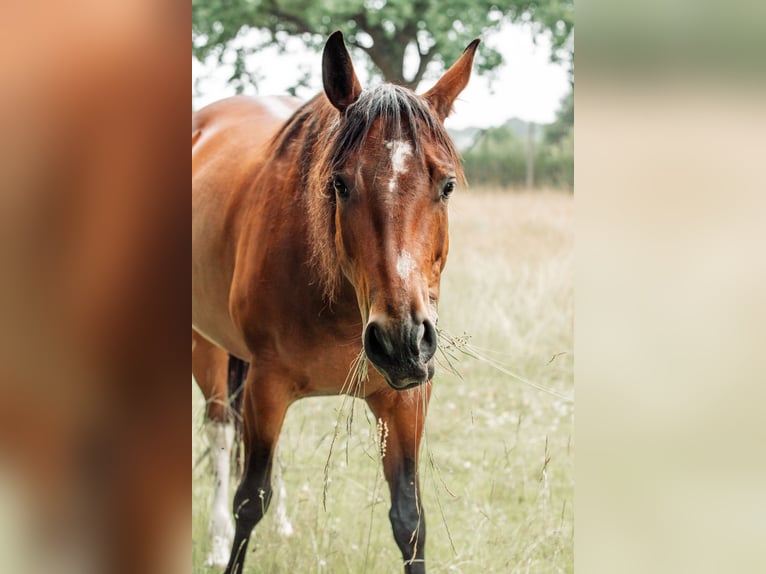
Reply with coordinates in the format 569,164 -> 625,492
192,187 -> 573,573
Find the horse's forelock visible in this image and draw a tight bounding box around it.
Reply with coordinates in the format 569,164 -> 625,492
329,84 -> 462,177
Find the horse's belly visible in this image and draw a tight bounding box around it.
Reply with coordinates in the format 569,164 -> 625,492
191,238 -> 249,359
190,317 -> 248,360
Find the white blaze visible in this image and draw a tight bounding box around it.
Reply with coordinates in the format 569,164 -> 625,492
390,140 -> 412,174
385,140 -> 412,193
396,250 -> 415,283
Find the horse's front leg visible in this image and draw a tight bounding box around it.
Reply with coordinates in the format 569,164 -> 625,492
366,382 -> 432,574
224,368 -> 291,574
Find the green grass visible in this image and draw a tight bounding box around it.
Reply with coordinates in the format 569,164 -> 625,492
192,188 -> 574,573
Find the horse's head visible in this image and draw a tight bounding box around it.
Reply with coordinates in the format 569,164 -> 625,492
320,32 -> 478,390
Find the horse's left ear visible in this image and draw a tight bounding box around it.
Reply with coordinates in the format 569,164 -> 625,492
422,39 -> 480,122
322,31 -> 363,113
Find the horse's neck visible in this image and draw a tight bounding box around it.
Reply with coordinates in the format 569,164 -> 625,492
229,98 -> 350,318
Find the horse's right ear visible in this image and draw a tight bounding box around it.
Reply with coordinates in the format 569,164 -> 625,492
322,31 -> 363,113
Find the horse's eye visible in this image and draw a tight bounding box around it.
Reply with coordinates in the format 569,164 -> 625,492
441,180 -> 456,200
333,176 -> 350,199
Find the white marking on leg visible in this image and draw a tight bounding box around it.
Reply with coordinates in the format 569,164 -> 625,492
396,250 -> 415,284
204,420 -> 235,567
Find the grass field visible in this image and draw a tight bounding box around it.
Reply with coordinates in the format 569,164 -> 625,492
192,188 -> 574,573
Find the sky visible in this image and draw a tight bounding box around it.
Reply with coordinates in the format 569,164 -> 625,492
192,22 -> 571,129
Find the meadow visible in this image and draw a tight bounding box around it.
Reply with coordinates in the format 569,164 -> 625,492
192,188 -> 574,573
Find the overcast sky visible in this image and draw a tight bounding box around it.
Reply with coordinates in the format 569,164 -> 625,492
192,22 -> 570,129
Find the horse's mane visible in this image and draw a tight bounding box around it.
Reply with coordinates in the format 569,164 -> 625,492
267,84 -> 463,302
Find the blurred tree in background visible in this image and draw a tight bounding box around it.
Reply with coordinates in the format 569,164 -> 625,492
462,115 -> 573,189
192,0 -> 573,89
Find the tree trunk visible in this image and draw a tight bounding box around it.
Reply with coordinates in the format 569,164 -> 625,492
526,122 -> 535,189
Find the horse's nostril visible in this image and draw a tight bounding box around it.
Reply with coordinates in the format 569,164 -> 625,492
365,317 -> 437,375
411,322 -> 426,354
419,319 -> 437,361
364,321 -> 394,364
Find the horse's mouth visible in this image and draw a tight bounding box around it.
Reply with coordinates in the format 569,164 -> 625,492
361,308 -> 438,390
374,358 -> 434,391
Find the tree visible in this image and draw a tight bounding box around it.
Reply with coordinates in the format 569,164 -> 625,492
192,0 -> 573,90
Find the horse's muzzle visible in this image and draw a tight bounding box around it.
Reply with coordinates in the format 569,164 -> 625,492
363,315 -> 437,390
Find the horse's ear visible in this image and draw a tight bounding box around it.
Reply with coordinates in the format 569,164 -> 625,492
322,31 -> 363,113
422,39 -> 480,122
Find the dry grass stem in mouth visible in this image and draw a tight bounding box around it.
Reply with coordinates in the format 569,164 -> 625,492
436,327 -> 573,403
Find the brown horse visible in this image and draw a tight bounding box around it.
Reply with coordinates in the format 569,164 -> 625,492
192,31 -> 478,574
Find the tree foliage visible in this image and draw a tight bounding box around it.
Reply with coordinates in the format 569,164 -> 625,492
192,0 -> 573,89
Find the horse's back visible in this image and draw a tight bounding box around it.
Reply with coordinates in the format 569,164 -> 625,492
193,95 -> 299,139
192,95 -> 302,357
192,95 -> 301,185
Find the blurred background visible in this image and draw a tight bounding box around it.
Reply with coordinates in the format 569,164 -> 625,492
0,3 -> 188,573
576,1 -> 766,572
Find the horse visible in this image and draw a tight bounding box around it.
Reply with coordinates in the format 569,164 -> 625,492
192,330 -> 293,567
192,31 -> 478,574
